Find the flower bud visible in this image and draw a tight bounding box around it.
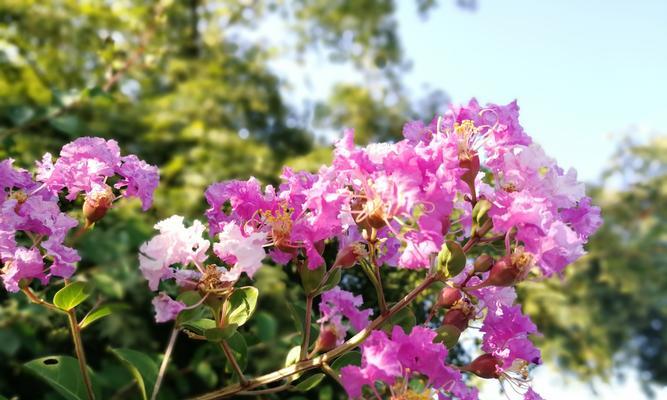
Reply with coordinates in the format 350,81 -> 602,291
474,254 -> 494,273
442,300 -> 474,331
83,184 -> 114,225
466,354 -> 501,379
485,248 -> 533,287
314,325 -> 339,353
333,242 -> 367,269
436,287 -> 462,309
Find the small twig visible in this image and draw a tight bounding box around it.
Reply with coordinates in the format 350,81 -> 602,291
151,327 -> 179,400
321,362 -> 343,388
238,383 -> 292,396
300,294 -> 314,361
220,340 -> 248,386
67,309 -> 96,400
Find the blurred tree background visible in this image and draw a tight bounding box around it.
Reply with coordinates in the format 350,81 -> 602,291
0,0 -> 664,399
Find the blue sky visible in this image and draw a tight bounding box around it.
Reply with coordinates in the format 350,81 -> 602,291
397,0 -> 667,183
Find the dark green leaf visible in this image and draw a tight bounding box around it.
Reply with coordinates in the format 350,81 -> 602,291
293,373 -> 325,392
330,351 -> 361,373
254,312 -> 277,342
53,282 -> 91,311
181,319 -> 217,336
204,325 -> 237,342
436,241 -> 466,278
24,356 -> 93,400
381,306 -> 416,334
316,267 -> 342,295
223,332 -> 248,372
109,348 -> 158,400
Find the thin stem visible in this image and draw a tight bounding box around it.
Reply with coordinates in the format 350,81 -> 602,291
462,219 -> 493,253
300,294 -> 314,361
67,310 -> 95,400
237,384 -> 292,396
368,241 -> 388,315
220,340 -> 248,386
321,362 -> 343,388
190,275 -> 437,400
21,287 -> 64,314
151,327 -> 179,400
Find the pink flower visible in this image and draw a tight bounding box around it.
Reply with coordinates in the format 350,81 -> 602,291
114,155 -> 159,210
1,247 -> 45,292
524,387 -> 545,400
481,304 -> 542,369
318,287 -> 373,344
139,216 -> 210,290
39,137 -> 121,200
152,292 -> 186,323
340,330 -> 401,398
213,222 -> 267,281
560,197 -> 602,239
0,159 -> 33,191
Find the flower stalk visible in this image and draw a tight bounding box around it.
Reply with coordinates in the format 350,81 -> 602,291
66,309 -> 96,400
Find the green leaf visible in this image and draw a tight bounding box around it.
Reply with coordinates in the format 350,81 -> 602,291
204,325 -> 237,342
53,282 -> 91,311
24,356 -> 94,400
181,318 -> 217,336
109,348 -> 158,400
434,324 -> 461,349
286,301 -> 319,345
176,291 -> 208,325
254,312 -> 277,342
224,286 -> 258,327
381,306 -> 416,334
293,373 -> 325,392
223,332 -> 248,372
472,199 -> 492,225
436,241 -> 466,278
299,263 -> 325,293
316,267 -> 342,295
80,303 -> 127,329
330,351 -> 361,373
284,346 -> 301,368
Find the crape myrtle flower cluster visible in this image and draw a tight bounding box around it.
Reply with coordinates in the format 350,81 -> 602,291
138,99 -> 600,399
1,137 -> 159,292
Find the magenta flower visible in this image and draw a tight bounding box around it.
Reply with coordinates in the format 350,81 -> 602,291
152,292 -> 186,323
318,287 -> 373,344
39,137 -> 121,200
481,304 -> 542,369
114,155 -> 160,211
1,247 -> 45,292
524,387 -> 545,400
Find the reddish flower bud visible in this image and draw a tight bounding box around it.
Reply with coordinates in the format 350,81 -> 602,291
474,254 -> 494,273
83,184 -> 114,225
485,248 -> 533,287
333,242 -> 367,269
436,287 -> 462,309
466,353 -> 501,379
314,325 -> 339,353
442,300 -> 474,331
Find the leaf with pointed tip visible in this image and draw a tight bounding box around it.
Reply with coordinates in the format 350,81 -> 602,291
330,351 -> 361,373
80,303 -> 127,329
293,373 -> 325,392
109,348 -> 158,400
53,282 -> 91,311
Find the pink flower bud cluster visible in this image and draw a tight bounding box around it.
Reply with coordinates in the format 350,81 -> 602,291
1,137 -> 159,292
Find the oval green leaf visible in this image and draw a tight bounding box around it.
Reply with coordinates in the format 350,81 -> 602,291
204,325 -> 237,342
53,282 -> 92,311
316,267 -> 342,295
181,318 -> 217,336
293,373 -> 325,392
24,356 -> 95,400
330,351 -> 361,373
109,348 -> 158,400
224,287 -> 258,327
